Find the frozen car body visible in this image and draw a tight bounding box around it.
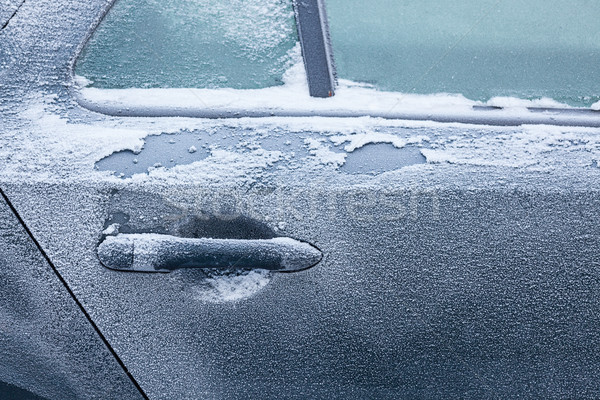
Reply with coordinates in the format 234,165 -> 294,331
2,0 -> 600,399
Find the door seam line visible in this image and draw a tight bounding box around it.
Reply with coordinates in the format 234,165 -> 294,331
1,0 -> 26,30
0,188 -> 150,400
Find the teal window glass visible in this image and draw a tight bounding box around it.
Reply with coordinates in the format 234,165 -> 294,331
327,0 -> 600,107
75,0 -> 298,89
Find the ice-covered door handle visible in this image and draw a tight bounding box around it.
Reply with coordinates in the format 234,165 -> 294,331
98,234 -> 322,272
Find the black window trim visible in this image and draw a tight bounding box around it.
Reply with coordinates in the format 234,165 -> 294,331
293,0 -> 337,98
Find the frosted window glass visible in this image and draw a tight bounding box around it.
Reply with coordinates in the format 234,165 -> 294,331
327,0 -> 600,107
76,0 -> 298,89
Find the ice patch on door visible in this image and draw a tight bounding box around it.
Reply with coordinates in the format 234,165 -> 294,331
340,143 -> 426,174
95,130 -> 217,177
188,269 -> 271,303
95,127 -> 315,177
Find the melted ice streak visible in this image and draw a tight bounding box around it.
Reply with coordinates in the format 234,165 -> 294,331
191,269 -> 271,303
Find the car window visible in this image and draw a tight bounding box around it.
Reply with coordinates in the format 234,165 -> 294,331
327,0 -> 600,107
75,0 -> 299,89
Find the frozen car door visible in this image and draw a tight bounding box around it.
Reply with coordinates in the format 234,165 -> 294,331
3,0 -> 600,399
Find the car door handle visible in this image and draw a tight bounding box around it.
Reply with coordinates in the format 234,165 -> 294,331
98,234 -> 322,272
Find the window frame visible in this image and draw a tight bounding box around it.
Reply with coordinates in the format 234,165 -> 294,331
70,0 -> 600,127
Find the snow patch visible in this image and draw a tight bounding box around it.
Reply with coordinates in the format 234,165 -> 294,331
305,138 -> 346,167
15,96 -> 148,169
102,223 -> 120,236
486,96 -> 570,109
192,269 -> 271,303
74,75 -> 93,88
330,131 -> 430,152
420,123 -> 600,168
128,148 -> 284,184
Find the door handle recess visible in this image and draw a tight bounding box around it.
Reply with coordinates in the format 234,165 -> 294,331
98,234 -> 322,272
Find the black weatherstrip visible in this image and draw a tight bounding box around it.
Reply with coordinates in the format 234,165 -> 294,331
292,0 -> 336,98
0,188 -> 150,400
